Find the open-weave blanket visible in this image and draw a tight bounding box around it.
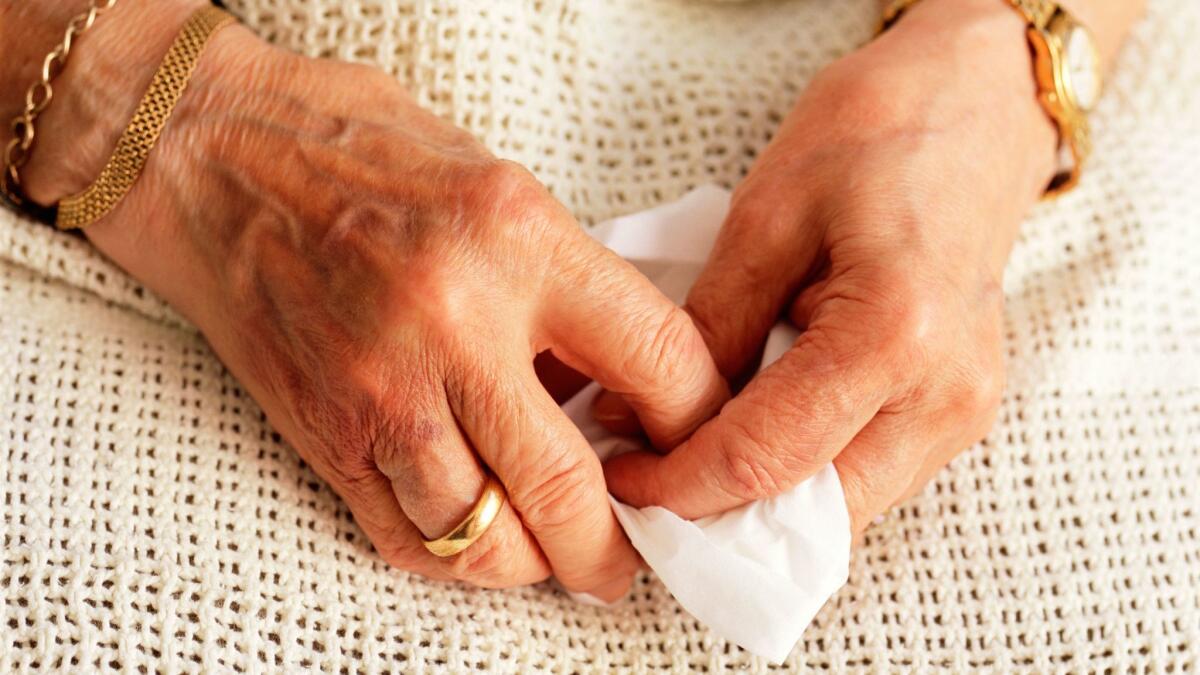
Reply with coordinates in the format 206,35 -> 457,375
1,0 -> 1197,671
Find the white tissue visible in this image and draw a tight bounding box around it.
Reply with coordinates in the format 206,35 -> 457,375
561,185 -> 851,664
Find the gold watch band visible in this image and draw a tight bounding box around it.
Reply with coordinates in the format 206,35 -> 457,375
879,0 -> 1096,198
881,0 -> 1055,32
879,0 -> 919,31
1009,0 -> 1056,28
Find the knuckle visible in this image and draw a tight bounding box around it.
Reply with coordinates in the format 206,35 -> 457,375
331,450 -> 381,505
512,453 -> 595,532
446,534 -> 511,585
722,452 -> 784,503
371,526 -> 426,572
461,159 -> 543,218
630,304 -> 702,392
724,190 -> 788,242
299,418 -> 381,499
366,410 -> 447,479
878,292 -> 937,361
961,360 -> 1006,419
717,421 -> 794,502
380,249 -> 478,338
452,159 -> 566,257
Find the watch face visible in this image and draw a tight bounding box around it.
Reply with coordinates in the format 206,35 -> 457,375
1062,23 -> 1102,111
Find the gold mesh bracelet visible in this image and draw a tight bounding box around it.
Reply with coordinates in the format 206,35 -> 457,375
56,6 -> 235,230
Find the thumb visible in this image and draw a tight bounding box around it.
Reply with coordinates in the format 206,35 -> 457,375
684,193 -> 824,380
604,320 -> 891,519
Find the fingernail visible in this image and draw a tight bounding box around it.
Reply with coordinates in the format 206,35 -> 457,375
567,590 -> 620,608
591,390 -> 642,435
587,574 -> 634,605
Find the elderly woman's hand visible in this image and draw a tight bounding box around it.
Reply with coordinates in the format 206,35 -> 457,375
603,0 -> 1058,535
19,2 -> 727,599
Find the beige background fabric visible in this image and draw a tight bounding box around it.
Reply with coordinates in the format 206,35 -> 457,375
2,0 -> 1198,671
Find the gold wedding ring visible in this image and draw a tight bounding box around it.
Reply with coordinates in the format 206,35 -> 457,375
421,473 -> 507,557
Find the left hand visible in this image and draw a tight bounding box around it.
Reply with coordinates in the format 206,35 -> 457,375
602,0 -> 1059,536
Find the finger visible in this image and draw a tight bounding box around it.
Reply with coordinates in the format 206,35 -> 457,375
256,409 -> 457,584
830,414 -> 929,536
892,401 -> 1002,507
604,323 -> 894,519
589,388 -> 644,438
892,450 -> 949,508
331,465 -> 456,583
684,195 -> 825,380
371,401 -> 551,588
232,378 -> 471,584
449,359 -> 641,602
539,234 -> 728,449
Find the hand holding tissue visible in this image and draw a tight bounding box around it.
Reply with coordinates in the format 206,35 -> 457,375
560,186 -> 851,664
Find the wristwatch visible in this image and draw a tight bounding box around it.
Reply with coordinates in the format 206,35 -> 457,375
880,0 -> 1103,197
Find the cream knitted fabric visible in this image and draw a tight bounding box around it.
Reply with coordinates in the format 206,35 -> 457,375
2,0 -> 1198,671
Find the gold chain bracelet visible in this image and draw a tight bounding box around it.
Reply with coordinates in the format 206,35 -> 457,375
2,0 -> 121,217
56,5 -> 235,229
2,4 -> 235,229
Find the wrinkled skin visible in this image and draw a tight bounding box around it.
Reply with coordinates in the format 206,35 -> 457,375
18,1 -> 728,600
602,0 -> 1060,535
6,0 -> 1141,594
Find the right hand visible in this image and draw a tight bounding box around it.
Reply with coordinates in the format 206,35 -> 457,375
18,1 -> 728,600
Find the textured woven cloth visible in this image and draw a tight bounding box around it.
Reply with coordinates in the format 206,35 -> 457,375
2,0 -> 1198,671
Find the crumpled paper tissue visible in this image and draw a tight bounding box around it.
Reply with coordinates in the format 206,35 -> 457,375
560,185 -> 851,664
